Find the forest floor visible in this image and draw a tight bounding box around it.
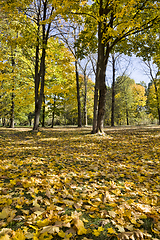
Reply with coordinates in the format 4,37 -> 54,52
0,126 -> 160,240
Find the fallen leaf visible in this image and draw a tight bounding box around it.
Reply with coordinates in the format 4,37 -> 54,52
41,225 -> 59,234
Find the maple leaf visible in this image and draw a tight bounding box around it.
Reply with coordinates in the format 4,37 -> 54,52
73,218 -> 87,235
40,225 -> 59,234
12,229 -> 25,240
107,227 -> 117,234
0,208 -> 10,219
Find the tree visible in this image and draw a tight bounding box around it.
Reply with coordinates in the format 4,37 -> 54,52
114,76 -> 147,125
55,22 -> 83,127
144,61 -> 160,124
115,76 -> 135,125
131,83 -> 147,123
0,7 -> 35,126
109,52 -> 131,126
80,0 -> 160,133
121,14 -> 160,123
25,0 -> 54,130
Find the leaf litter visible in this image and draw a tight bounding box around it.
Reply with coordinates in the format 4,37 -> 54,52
0,126 -> 159,240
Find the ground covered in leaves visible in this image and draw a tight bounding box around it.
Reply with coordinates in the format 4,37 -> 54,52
0,126 -> 160,240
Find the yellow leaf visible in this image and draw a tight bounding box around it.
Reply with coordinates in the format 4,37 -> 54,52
63,200 -> 74,206
0,208 -> 10,219
58,230 -> 66,238
37,219 -> 50,227
41,226 -> 59,234
33,199 -> 40,208
29,225 -> 38,231
108,210 -> 116,218
0,235 -> 10,240
39,233 -> 53,240
65,233 -> 72,239
93,229 -> 100,236
12,229 -> 25,240
131,218 -> 137,225
98,226 -> 104,232
151,227 -> 160,235
73,218 -> 87,235
116,225 -> 125,233
25,232 -> 34,239
83,218 -> 88,223
107,227 -> 116,234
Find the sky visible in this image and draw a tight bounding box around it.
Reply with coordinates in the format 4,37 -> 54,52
128,56 -> 151,85
83,54 -> 156,87
104,54 -> 153,87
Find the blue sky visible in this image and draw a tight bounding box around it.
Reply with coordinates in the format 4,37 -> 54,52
84,54 -> 155,87
104,55 -> 152,87
128,56 -> 151,85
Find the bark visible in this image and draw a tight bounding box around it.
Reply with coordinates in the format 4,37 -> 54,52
75,60 -> 82,127
2,118 -> 6,127
10,55 -> 15,128
92,59 -> 99,133
92,79 -> 99,133
111,54 -> 115,127
51,96 -> 56,128
63,102 -> 66,125
42,94 -> 45,127
92,0 -> 110,134
83,71 -> 87,126
153,80 -> 160,125
33,46 -> 46,130
33,7 -> 40,131
126,108 -> 129,125
51,111 -> 55,128
96,84 -> 107,133
10,90 -> 15,128
95,21 -> 108,134
33,1 -> 49,130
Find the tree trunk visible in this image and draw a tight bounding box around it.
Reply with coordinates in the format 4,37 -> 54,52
92,79 -> 99,133
111,54 -> 115,127
126,108 -> 129,125
83,71 -> 87,126
33,1 -> 48,131
92,1 -> 110,134
95,22 -> 108,134
153,80 -> 160,125
33,46 -> 46,130
10,90 -> 15,128
96,84 -> 107,133
51,96 -> 56,128
75,60 -> 82,127
10,55 -> 15,128
2,118 -> 6,127
42,94 -> 45,127
63,102 -> 66,125
33,10 -> 40,131
92,60 -> 99,133
51,111 -> 55,128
